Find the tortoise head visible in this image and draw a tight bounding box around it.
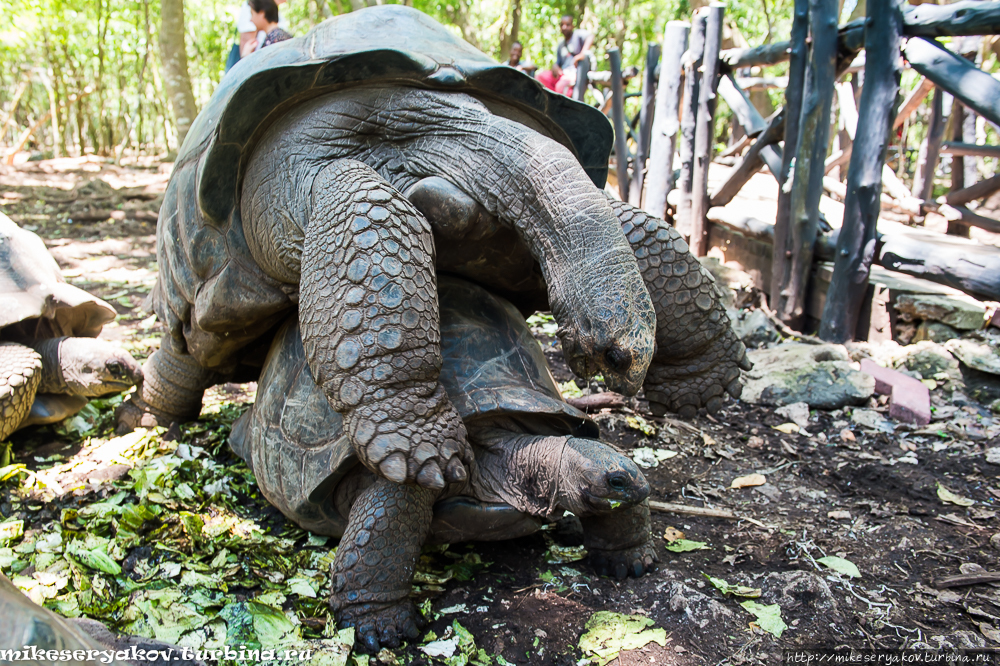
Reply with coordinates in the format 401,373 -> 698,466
557,437 -> 649,516
52,338 -> 143,397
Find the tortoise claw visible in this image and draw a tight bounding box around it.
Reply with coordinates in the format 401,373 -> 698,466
589,541 -> 659,580
336,599 -> 424,654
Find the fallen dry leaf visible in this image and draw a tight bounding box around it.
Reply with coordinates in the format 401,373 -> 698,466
731,474 -> 767,489
937,483 -> 975,507
828,511 -> 851,520
663,527 -> 685,542
773,423 -> 799,434
840,429 -> 856,442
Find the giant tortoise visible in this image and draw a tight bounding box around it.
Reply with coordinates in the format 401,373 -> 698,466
230,276 -> 658,652
118,5 -> 749,489
0,213 -> 141,441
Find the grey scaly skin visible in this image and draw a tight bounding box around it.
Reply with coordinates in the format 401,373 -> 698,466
328,428 -> 656,654
236,87 -> 656,487
605,199 -> 752,417
0,343 -> 43,440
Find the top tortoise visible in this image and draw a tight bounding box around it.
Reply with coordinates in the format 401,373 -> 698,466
118,6 -> 749,489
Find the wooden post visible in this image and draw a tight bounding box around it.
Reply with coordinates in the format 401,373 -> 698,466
948,100 -> 971,237
772,0 -> 839,328
904,37 -> 1000,130
608,47 -> 630,202
689,2 -> 725,257
911,88 -> 945,200
573,57 -> 590,102
819,0 -> 904,343
717,74 -> 767,137
630,43 -> 662,207
677,12 -> 708,237
893,77 -> 934,130
645,21 -> 689,219
769,0 -> 809,314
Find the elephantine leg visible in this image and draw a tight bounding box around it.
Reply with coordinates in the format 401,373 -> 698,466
608,198 -> 751,417
300,160 -> 470,488
0,342 -> 42,440
115,336 -> 218,432
581,501 -> 659,579
329,478 -> 433,653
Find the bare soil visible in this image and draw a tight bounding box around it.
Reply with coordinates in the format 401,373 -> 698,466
1,159 -> 998,666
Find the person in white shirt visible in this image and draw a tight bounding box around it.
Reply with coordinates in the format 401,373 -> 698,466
235,0 -> 289,59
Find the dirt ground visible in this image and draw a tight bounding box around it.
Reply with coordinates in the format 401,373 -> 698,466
0,158 -> 998,666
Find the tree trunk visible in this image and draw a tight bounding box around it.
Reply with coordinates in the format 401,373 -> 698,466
499,0 -> 522,62
159,0 -> 198,150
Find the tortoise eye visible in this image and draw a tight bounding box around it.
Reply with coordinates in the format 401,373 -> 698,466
606,472 -> 628,492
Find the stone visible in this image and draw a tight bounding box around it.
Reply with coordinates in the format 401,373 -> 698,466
729,308 -> 780,349
775,401 -> 811,430
894,294 -> 986,331
741,343 -> 875,409
859,359 -> 932,426
946,338 -> 1000,375
985,447 -> 1000,465
851,408 -> 892,430
895,341 -> 960,381
913,320 -> 961,343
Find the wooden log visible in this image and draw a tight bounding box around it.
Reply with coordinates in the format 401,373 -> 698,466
912,89 -> 946,201
893,77 -> 934,130
711,109 -> 785,207
689,2 -> 726,257
773,0 -> 839,328
948,101 -> 972,237
941,173 -> 1000,207
717,74 -> 767,137
770,0 -> 810,316
905,0 -> 1000,38
676,12 -> 708,237
904,37 -> 1000,130
820,0 -> 904,343
734,76 -> 789,90
630,43 -> 662,207
608,47 -> 630,202
720,41 -> 791,70
941,142 -> 1000,158
645,22 -> 690,219
573,57 -> 590,102
719,134 -> 751,158
825,147 -> 853,174
880,227 -> 1000,300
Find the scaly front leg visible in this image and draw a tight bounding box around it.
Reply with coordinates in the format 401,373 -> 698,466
582,502 -> 659,579
301,160 -> 471,488
607,198 -> 751,418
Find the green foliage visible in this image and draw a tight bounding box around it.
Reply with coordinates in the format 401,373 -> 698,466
1,0 -> 799,160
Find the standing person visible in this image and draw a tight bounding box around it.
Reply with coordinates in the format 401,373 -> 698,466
537,15 -> 594,95
229,0 -> 289,67
241,0 -> 293,56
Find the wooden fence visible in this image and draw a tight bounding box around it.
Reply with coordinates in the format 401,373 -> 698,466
598,0 -> 1000,343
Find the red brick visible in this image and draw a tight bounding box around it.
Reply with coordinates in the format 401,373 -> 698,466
859,359 -> 931,426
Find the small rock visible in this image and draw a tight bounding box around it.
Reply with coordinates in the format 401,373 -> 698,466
730,308 -> 781,348
985,448 -> 1000,465
897,341 -> 960,380
895,293 -> 987,331
946,339 -> 1000,375
859,358 -> 932,426
851,408 -> 891,430
991,533 -> 1000,550
741,343 -> 875,409
828,510 -> 852,520
913,320 -> 961,343
775,402 -> 811,430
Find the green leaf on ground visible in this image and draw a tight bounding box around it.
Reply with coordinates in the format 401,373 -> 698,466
546,544 -> 587,563
664,539 -> 710,552
739,600 -> 788,637
218,600 -> 300,651
817,556 -> 862,579
625,415 -> 657,437
0,519 -> 24,543
578,611 -> 667,666
704,574 -> 761,598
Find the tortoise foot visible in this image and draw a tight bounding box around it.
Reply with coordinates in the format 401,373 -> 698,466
336,599 -> 424,654
589,539 -> 659,579
114,395 -> 185,433
644,332 -> 751,418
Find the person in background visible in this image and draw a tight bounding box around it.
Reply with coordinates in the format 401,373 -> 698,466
227,0 -> 289,69
244,0 -> 293,52
503,41 -> 537,77
536,15 -> 593,95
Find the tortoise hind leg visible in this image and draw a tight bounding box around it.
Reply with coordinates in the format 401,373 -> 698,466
0,342 -> 43,440
330,477 -> 434,653
116,336 -> 218,432
608,198 -> 751,418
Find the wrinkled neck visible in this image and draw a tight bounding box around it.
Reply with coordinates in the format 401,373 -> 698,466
470,427 -> 567,519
